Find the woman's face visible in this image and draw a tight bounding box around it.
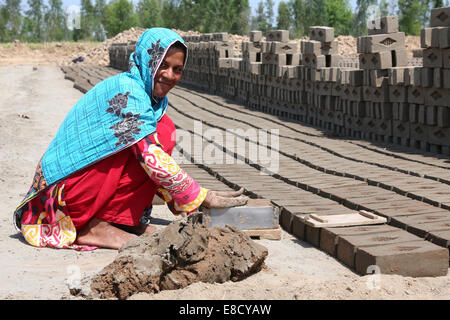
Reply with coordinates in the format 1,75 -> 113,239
153,46 -> 185,98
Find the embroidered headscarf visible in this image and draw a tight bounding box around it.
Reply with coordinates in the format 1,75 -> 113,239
14,28 -> 187,229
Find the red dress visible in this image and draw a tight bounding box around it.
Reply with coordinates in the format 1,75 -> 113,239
19,114 -> 208,250
62,113 -> 177,230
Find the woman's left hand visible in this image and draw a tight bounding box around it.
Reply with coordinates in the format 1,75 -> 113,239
201,188 -> 248,208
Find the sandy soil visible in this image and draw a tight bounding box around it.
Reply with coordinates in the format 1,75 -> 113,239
1,64 -> 450,300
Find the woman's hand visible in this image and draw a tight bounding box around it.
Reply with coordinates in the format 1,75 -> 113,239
201,188 -> 248,209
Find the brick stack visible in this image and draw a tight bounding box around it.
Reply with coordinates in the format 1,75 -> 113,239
357,16 -> 408,142
183,33 -> 236,93
107,9 -> 450,157
418,7 -> 450,154
242,31 -> 263,110
300,27 -> 345,130
261,30 -> 302,117
108,41 -> 136,71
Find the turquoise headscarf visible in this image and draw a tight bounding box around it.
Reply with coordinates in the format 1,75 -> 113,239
43,28 -> 186,185
14,28 -> 186,229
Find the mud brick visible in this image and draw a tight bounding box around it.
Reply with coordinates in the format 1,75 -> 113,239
271,41 -> 298,54
425,87 -> 449,105
418,105 -> 427,124
302,54 -> 324,68
426,106 -> 438,125
423,48 -> 443,67
249,62 -> 262,75
388,67 -> 407,85
266,30 -> 289,42
218,58 -> 233,68
438,27 -> 450,48
213,32 -> 228,42
410,123 -> 430,147
359,32 -> 405,53
262,53 -> 275,64
337,231 -> 420,268
437,106 -> 450,127
406,220 -> 450,238
309,26 -> 334,42
368,16 -> 399,35
348,86 -> 363,101
421,28 -> 432,48
426,229 -> 450,248
390,212 -> 450,229
360,51 -> 394,69
405,67 -> 422,86
393,103 -> 410,121
363,85 -> 389,102
392,120 -> 410,145
364,69 -> 388,87
428,126 -> 450,146
434,68 -> 443,88
389,85 -> 407,102
379,204 -> 444,220
431,7 -> 450,27
355,240 -> 448,277
444,48 -> 450,68
421,68 -> 434,87
444,70 -> 450,89
249,30 -> 262,42
301,40 -> 338,55
291,213 -> 308,240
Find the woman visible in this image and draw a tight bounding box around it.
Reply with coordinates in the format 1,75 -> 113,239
13,28 -> 248,250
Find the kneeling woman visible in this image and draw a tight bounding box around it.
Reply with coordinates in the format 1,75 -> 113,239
13,28 -> 248,250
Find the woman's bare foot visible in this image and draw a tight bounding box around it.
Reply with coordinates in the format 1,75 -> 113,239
76,218 -> 137,249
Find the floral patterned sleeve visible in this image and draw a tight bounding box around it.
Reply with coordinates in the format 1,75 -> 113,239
132,134 -> 208,215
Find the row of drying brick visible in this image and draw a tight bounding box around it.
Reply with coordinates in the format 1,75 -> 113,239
171,84 -> 450,176
62,65 -> 450,277
166,96 -> 450,220
168,88 -> 450,209
170,118 -> 449,277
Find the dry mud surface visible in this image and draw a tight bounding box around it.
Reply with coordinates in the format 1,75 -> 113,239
1,65 -> 450,300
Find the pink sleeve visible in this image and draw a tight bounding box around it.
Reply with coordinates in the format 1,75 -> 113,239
132,134 -> 208,215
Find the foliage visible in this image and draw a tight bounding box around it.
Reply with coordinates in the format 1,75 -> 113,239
103,0 -> 139,38
397,0 -> 429,35
0,0 -> 444,42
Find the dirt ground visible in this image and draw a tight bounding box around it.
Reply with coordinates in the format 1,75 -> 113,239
1,62 -> 450,300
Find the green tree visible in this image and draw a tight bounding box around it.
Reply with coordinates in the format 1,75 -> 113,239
160,0 -> 180,29
397,0 -> 428,35
1,0 -> 22,41
290,0 -> 330,37
230,0 -> 250,35
94,0 -> 107,41
277,1 -> 291,30
137,0 -> 163,28
379,0 -> 390,16
252,1 -> 268,32
352,0 -> 377,36
265,0 -> 274,29
26,0 -> 46,41
80,0 -> 95,40
325,0 -> 353,36
44,0 -> 67,41
103,0 -> 139,38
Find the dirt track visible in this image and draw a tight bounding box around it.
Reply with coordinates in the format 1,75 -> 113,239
2,65 -> 450,299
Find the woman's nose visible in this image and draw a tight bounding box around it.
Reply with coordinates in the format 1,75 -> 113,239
162,68 -> 175,81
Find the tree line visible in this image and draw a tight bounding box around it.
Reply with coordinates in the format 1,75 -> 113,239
0,0 -> 448,43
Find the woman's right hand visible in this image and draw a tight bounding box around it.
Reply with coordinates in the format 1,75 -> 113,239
201,188 -> 248,209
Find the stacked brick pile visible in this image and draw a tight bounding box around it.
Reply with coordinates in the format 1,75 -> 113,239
108,8 -> 450,156
415,7 -> 450,154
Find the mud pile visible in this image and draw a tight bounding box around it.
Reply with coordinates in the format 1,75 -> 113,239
90,213 -> 268,300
